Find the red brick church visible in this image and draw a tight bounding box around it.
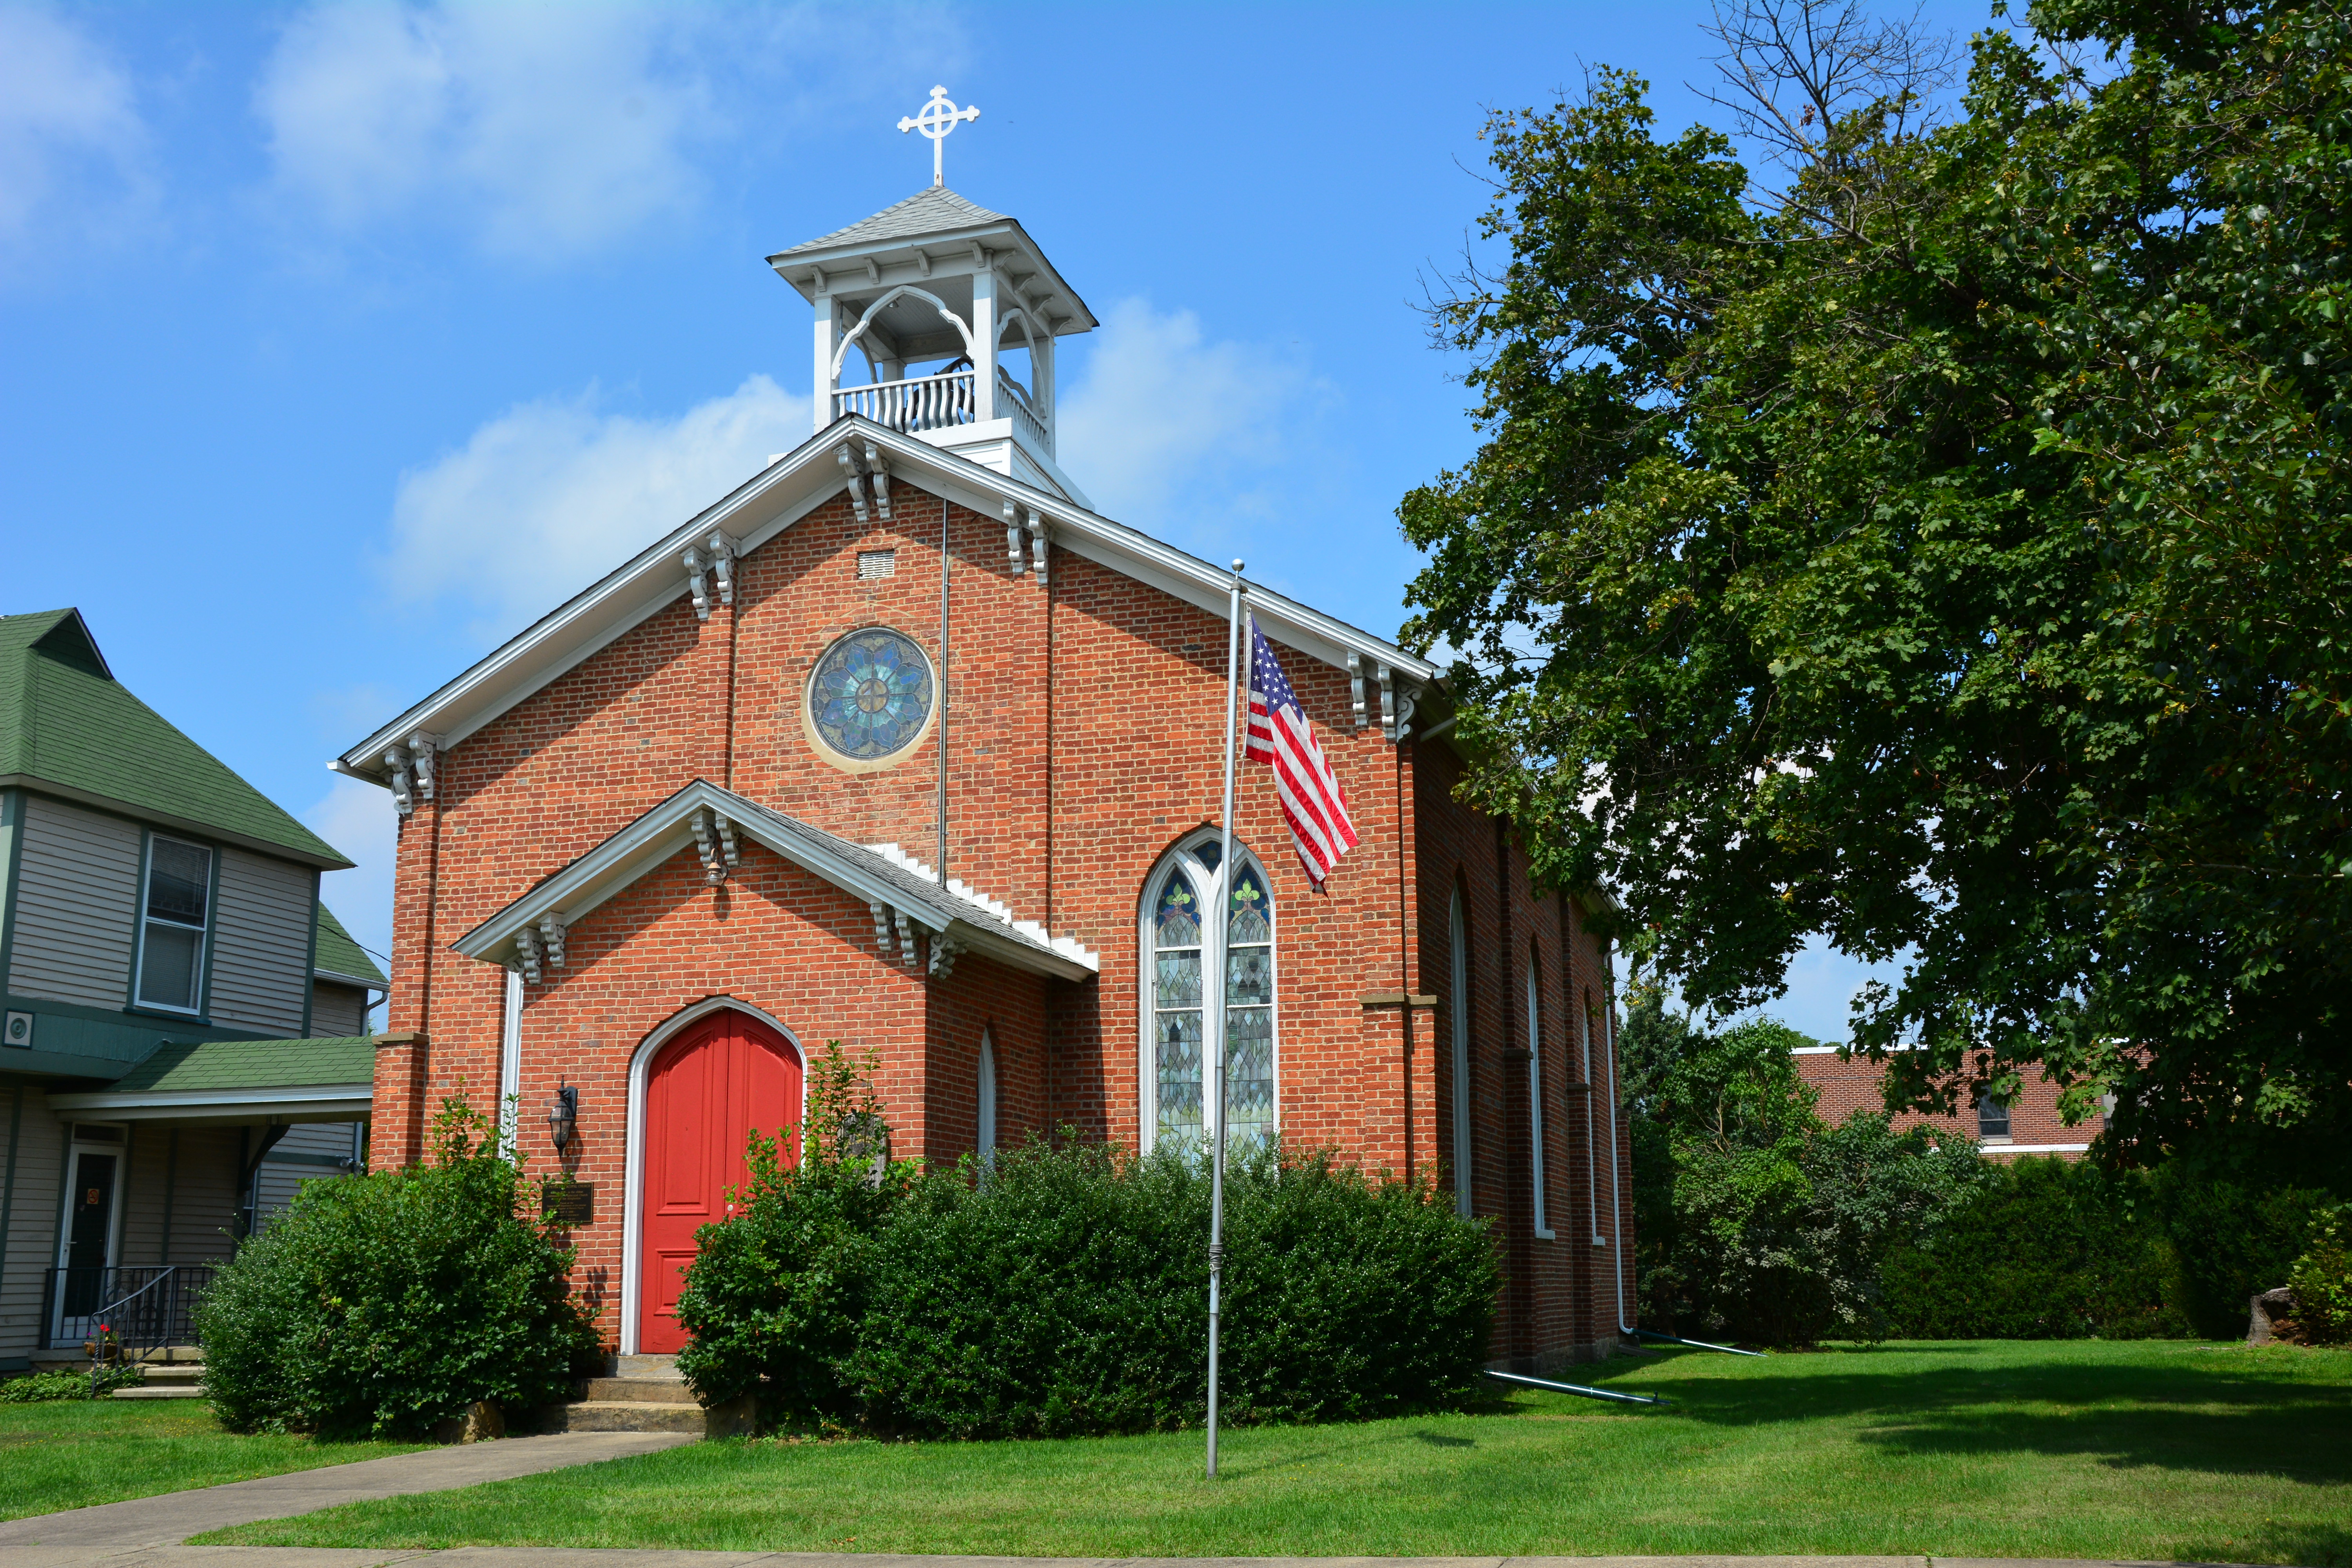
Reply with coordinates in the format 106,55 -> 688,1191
341,156 -> 1632,1370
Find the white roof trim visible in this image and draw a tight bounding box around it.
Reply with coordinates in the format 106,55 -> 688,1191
334,417 -> 1435,788
450,779 -> 1098,983
45,1084 -> 373,1122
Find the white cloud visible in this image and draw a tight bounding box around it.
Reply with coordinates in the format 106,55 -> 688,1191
257,2 -> 716,258
305,773 -> 398,1018
380,373 -> 811,638
0,5 -> 147,253
254,2 -> 967,261
1056,298 -> 1321,530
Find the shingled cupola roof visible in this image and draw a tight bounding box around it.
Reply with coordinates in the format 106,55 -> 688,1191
0,608 -> 351,869
765,185 -> 1097,336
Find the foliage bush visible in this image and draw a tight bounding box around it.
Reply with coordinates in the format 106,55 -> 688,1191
0,1365 -> 143,1403
2287,1205 -> 2352,1345
1624,998 -> 1996,1344
676,1045 -> 1498,1437
2153,1176 -> 2332,1339
1881,1158 -> 2189,1339
196,1096 -> 600,1438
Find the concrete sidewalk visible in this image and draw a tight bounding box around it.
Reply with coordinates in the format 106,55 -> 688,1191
0,1552 -> 2284,1568
0,1431 -> 695,1566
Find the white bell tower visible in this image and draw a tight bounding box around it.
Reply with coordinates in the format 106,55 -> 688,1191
766,87 -> 1098,504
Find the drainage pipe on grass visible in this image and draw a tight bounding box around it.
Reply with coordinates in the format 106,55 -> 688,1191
1486,1369 -> 1672,1407
1600,971 -> 1766,1359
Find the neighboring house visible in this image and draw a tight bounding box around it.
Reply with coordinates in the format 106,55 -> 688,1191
1793,1045 -> 2103,1158
0,609 -> 383,1370
343,178 -> 1635,1374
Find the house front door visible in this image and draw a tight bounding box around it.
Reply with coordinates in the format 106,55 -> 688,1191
57,1143 -> 120,1330
638,1011 -> 801,1354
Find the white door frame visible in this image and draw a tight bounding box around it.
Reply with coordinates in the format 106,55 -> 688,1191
619,997 -> 806,1357
52,1124 -> 131,1345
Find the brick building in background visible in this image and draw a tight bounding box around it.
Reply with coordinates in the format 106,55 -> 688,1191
1793,1046 -> 2103,1158
338,178 -> 1635,1371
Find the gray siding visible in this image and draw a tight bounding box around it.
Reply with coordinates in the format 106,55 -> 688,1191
209,850 -> 312,1035
7,796 -> 139,1009
120,1123 -> 171,1265
0,1085 -> 67,1362
163,1127 -> 240,1263
254,1123 -> 361,1230
311,980 -> 370,1038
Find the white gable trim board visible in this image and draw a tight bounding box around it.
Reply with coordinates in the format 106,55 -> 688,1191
333,417 -> 1440,791
450,779 -> 1100,984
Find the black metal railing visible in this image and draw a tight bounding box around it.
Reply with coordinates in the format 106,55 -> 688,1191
40,1265 -> 217,1357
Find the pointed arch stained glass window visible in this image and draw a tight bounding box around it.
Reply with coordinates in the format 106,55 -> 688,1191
1145,839 -> 1277,1161
809,628 -> 934,761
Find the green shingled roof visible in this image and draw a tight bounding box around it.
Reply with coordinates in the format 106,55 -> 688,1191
0,610 -> 350,868
108,1034 -> 375,1093
313,902 -> 387,987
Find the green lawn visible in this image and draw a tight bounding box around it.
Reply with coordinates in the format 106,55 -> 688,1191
201,1340 -> 2350,1563
0,1398 -> 426,1521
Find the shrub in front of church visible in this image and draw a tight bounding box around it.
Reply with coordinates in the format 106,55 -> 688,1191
676,1077 -> 1498,1437
197,1097 -> 601,1439
673,1041 -> 915,1425
851,1139 -> 1499,1439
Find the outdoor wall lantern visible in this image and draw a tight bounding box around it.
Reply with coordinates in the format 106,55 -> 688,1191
546,1085 -> 578,1153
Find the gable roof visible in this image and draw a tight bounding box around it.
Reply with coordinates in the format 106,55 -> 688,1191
2,610 -> 351,869
334,417 -> 1439,787
314,902 -> 388,990
451,779 -> 1098,983
772,185 -> 1009,257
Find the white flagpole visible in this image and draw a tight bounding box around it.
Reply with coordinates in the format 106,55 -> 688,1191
1207,559 -> 1244,1481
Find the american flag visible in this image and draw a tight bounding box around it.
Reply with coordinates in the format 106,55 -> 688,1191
1243,617 -> 1359,888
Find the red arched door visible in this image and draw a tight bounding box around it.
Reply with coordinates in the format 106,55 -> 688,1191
639,1010 -> 802,1353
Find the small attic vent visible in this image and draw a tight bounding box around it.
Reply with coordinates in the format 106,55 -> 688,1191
857,550 -> 897,581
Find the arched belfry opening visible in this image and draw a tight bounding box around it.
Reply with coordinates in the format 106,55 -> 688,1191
767,185 -> 1099,504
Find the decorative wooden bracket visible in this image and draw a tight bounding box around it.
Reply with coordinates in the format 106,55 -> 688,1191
514,925 -> 543,984
383,746 -> 415,816
690,807 -> 738,885
407,732 -> 444,800
1348,653 -> 1367,728
895,911 -> 919,971
1027,508 -> 1048,585
1378,664 -> 1397,741
928,931 -> 962,980
682,546 -> 711,620
538,912 -> 566,969
705,531 -> 738,608
862,441 -> 893,523
1005,500 -> 1025,574
837,444 -> 872,524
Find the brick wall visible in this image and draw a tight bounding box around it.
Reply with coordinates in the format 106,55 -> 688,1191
1795,1050 -> 2101,1156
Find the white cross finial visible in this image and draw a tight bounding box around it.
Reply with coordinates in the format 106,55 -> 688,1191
898,85 -> 979,187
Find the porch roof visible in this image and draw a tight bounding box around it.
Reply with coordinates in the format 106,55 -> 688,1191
45,1035 -> 374,1123
451,779 -> 1099,983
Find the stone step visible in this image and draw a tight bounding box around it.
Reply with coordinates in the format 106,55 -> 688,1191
111,1385 -> 206,1400
582,1377 -> 699,1405
138,1365 -> 204,1386
541,1399 -> 708,1434
614,1353 -> 686,1381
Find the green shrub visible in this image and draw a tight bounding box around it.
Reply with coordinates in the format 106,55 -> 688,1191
676,1047 -> 1499,1438
2287,1205 -> 2352,1344
0,1365 -> 143,1403
196,1096 -> 601,1438
2154,1176 -> 2332,1338
1881,1158 -> 2190,1339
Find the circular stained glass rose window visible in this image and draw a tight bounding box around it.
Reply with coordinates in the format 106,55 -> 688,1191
808,627 -> 935,762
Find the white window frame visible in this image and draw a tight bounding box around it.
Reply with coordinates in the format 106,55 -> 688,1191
1449,887 -> 1472,1216
1138,831 -> 1279,1158
1528,964 -> 1554,1240
132,833 -> 212,1016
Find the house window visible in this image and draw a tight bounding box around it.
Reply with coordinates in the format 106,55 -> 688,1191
1143,833 -> 1276,1160
1449,887 -> 1472,1216
977,1029 -> 998,1167
1528,962 -> 1553,1240
1977,1093 -> 2012,1142
135,836 -> 211,1012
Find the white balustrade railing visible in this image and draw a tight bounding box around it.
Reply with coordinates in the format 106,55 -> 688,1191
996,368 -> 1051,451
834,370 -> 976,434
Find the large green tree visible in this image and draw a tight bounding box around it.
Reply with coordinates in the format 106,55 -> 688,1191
1403,0 -> 2352,1183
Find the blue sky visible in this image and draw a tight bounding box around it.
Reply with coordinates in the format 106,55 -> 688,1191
1,0 -> 1992,1039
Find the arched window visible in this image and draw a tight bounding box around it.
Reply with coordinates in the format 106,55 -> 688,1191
1527,960 -> 1554,1240
1449,886 -> 1472,1216
977,1029 -> 998,1167
1142,833 -> 1276,1158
